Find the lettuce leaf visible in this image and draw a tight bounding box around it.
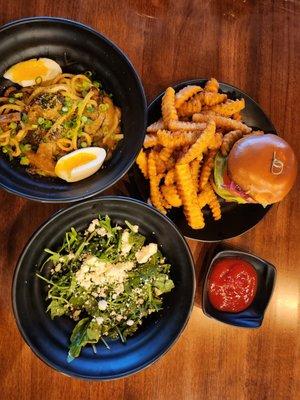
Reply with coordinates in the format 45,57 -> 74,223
213,152 -> 248,204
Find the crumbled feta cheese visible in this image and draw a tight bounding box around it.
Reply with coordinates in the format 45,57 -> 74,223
95,317 -> 104,325
96,227 -> 107,236
98,300 -> 108,310
67,253 -> 75,260
131,225 -> 139,233
126,319 -> 134,326
116,315 -> 123,322
75,256 -> 134,290
87,219 -> 99,233
73,310 -> 81,318
135,243 -> 158,264
120,231 -> 132,255
54,263 -> 62,272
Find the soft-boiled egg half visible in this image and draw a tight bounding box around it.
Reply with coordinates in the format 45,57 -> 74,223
55,147 -> 107,183
3,58 -> 62,87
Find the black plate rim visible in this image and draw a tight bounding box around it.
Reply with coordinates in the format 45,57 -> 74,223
0,17 -> 147,203
144,78 -> 276,241
12,196 -> 196,380
202,249 -> 277,328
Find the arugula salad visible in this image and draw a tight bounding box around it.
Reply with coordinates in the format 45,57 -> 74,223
37,215 -> 174,362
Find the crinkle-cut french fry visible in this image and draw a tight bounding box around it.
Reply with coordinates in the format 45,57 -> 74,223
178,120 -> 216,164
192,113 -> 252,134
211,99 -> 245,117
159,147 -> 173,162
168,120 -> 206,131
198,92 -> 227,106
175,164 -> 205,229
136,149 -> 148,179
198,188 -> 215,208
154,152 -> 166,174
209,132 -> 223,150
162,87 -> 178,128
165,156 -> 176,170
204,78 -> 219,93
199,183 -> 221,220
156,173 -> 172,210
178,95 -> 202,117
199,149 -> 217,189
148,151 -> 166,214
206,183 -> 221,220
157,129 -> 200,148
175,85 -> 202,109
164,168 -> 176,185
146,118 -> 165,133
144,134 -> 158,148
232,112 -> 242,121
221,130 -> 243,156
190,158 -> 201,193
161,184 -> 182,207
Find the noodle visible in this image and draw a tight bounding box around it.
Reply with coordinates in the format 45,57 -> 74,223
0,72 -> 122,177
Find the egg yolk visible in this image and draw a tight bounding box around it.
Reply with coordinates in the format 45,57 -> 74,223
9,60 -> 48,82
56,153 -> 97,175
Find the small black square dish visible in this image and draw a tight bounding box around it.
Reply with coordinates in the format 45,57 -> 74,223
202,249 -> 276,328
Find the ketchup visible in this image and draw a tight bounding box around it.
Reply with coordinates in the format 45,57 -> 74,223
207,257 -> 258,313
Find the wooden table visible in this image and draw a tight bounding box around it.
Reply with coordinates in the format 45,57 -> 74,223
0,1 -> 299,399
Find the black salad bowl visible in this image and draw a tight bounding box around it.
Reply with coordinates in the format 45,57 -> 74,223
129,79 -> 277,241
12,196 -> 195,380
0,17 -> 146,202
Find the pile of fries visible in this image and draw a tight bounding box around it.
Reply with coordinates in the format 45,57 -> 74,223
136,78 -> 261,230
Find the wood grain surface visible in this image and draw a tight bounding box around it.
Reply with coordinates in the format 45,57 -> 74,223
0,1 -> 299,399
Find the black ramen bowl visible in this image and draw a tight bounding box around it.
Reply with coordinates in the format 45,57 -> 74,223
129,79 -> 277,241
202,248 -> 276,328
0,17 -> 146,202
12,197 -> 195,380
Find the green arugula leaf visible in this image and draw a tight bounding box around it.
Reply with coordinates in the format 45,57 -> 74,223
68,318 -> 100,362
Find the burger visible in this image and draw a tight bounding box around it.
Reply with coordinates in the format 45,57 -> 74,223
212,134 -> 297,206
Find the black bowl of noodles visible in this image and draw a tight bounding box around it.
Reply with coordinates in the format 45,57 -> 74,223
0,17 -> 146,202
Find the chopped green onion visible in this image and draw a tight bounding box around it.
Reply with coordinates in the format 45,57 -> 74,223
20,156 -> 30,165
84,71 -> 92,78
81,115 -> 88,123
21,113 -> 28,123
8,97 -> 15,103
35,76 -> 42,85
80,141 -> 87,148
61,106 -> 69,113
86,105 -> 94,113
99,103 -> 109,112
64,98 -> 72,108
14,93 -> 23,98
81,81 -> 91,90
20,144 -> 31,152
9,122 -> 17,129
43,120 -> 53,130
38,117 -> 45,125
93,81 -> 101,88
